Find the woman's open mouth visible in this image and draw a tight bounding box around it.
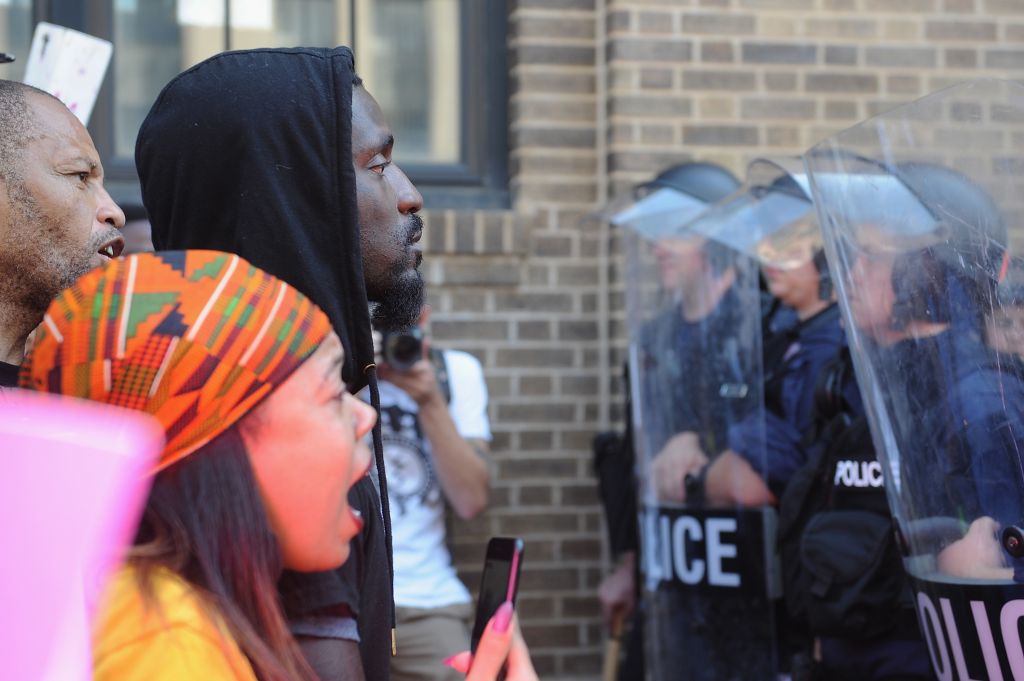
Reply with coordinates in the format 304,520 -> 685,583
348,506 -> 364,533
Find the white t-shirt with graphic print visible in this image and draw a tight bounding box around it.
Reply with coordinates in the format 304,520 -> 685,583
368,349 -> 491,609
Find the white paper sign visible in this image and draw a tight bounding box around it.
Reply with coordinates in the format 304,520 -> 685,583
23,22 -> 113,126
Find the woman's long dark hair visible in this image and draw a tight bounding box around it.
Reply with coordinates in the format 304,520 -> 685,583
130,426 -> 316,681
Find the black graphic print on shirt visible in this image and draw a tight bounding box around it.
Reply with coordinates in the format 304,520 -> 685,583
380,404 -> 441,516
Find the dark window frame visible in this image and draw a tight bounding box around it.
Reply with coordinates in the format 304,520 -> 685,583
36,0 -> 510,210
389,0 -> 510,210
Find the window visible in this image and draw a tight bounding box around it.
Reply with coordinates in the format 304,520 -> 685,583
351,1 -> 510,208
35,0 -> 509,209
353,0 -> 461,166
0,0 -> 32,81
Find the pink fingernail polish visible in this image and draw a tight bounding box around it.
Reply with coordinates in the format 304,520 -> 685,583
442,655 -> 457,668
493,601 -> 514,633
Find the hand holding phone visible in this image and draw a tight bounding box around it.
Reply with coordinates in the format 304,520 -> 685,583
445,538 -> 535,681
470,537 -> 524,653
468,537 -> 524,681
445,612 -> 537,681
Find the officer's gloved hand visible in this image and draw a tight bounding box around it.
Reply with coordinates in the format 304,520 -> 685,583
651,432 -> 708,502
937,516 -> 1013,581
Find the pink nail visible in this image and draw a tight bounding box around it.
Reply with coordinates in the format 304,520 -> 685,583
442,655 -> 458,669
493,601 -> 514,633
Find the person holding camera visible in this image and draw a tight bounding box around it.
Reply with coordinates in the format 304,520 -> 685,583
370,306 -> 492,681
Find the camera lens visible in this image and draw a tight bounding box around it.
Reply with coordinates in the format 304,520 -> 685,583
383,328 -> 423,370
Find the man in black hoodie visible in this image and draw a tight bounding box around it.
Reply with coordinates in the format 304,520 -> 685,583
136,47 -> 423,681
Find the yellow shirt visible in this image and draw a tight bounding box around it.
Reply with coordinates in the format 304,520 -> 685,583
92,566 -> 258,681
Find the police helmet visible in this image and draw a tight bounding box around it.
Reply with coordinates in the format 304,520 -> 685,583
636,161 -> 741,203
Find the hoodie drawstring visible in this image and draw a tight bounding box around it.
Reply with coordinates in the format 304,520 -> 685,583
365,366 -> 397,655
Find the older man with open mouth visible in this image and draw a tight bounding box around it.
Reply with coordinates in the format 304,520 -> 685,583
0,79 -> 125,388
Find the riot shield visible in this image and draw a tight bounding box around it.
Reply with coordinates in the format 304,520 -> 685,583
805,79 -> 1024,681
688,157 -> 823,273
620,183 -> 776,680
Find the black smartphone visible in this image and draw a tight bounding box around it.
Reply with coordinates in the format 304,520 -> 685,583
470,537 -> 525,655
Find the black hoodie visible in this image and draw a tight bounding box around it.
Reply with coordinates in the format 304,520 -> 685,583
136,47 -> 392,680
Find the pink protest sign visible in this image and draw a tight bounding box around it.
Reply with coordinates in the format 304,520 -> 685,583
0,390 -> 162,681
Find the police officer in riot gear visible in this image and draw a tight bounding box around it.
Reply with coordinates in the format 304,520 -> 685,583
807,156 -> 1021,678
674,159 -> 845,510
806,79 -> 1024,680
620,156 -> 792,680
861,162 -> 1023,531
641,223 -> 762,506
596,161 -> 742,681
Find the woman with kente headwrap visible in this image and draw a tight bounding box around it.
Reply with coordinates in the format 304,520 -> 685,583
20,251 -> 535,681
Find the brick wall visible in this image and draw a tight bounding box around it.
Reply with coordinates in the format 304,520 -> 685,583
424,2 -> 1024,678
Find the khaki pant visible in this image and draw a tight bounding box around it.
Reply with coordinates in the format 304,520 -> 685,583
391,602 -> 474,681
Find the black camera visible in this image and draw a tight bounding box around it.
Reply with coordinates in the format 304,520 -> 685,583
381,327 -> 424,371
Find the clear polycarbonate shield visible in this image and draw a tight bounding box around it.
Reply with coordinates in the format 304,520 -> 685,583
805,78 -> 1024,680
622,195 -> 777,680
609,186 -> 715,239
688,157 -> 823,272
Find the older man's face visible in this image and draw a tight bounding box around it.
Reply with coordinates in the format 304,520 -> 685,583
0,93 -> 125,312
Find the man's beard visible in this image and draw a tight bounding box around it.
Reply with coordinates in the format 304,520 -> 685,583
371,267 -> 425,333
369,213 -> 425,332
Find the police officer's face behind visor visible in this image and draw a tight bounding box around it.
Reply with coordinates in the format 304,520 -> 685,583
758,229 -> 821,311
763,259 -> 821,311
653,234 -> 708,291
848,253 -> 896,335
843,225 -> 908,340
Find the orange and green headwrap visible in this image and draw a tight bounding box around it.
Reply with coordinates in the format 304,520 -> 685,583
20,250 -> 332,471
